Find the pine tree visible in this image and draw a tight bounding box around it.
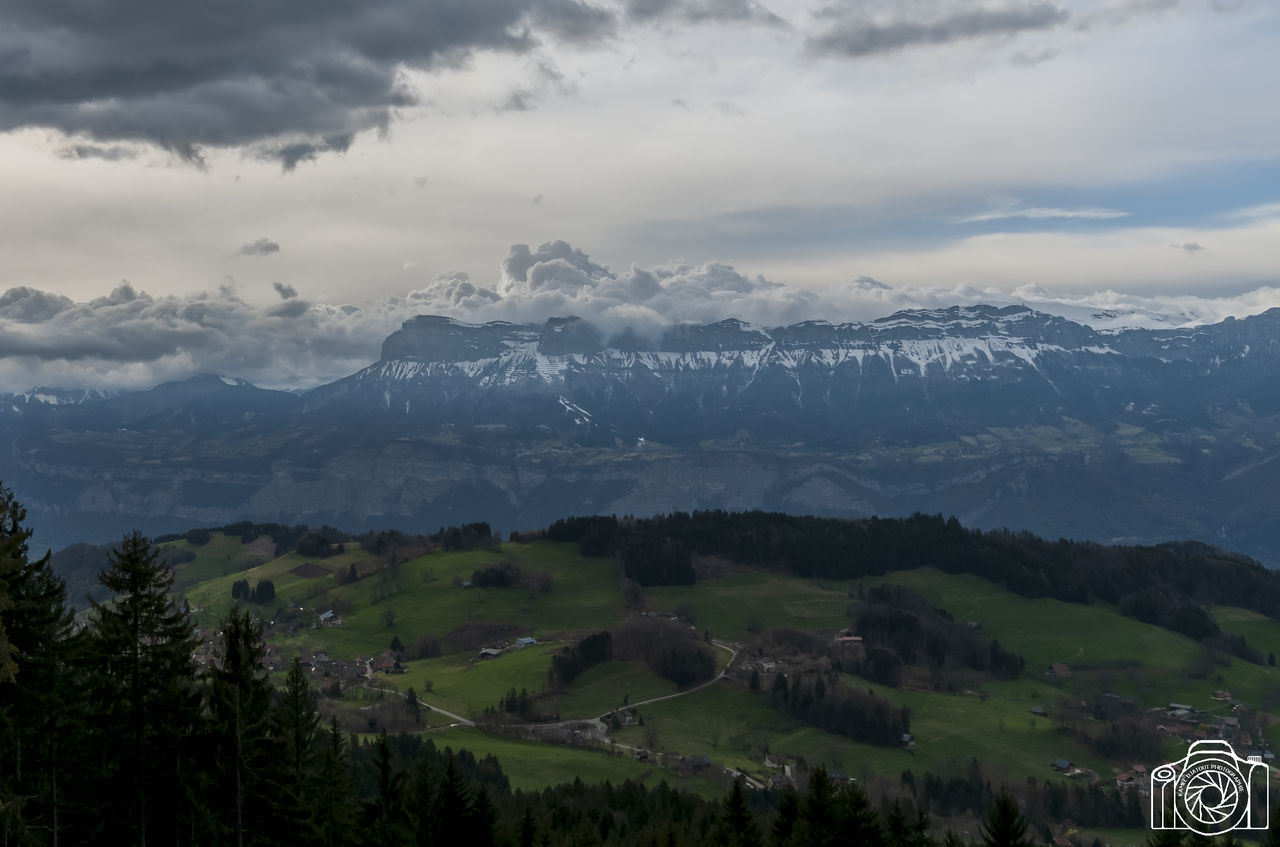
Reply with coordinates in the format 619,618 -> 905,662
772,785 -> 800,847
433,749 -> 474,846
884,799 -> 930,847
363,729 -> 410,846
86,530 -> 201,847
797,767 -> 839,847
0,484 -> 23,683
979,794 -> 1033,847
207,606 -> 279,847
272,656 -> 322,844
835,781 -> 884,847
518,806 -> 538,847
314,719 -> 356,847
714,778 -> 763,847
405,686 -> 421,724
0,483 -> 81,844
471,788 -> 497,847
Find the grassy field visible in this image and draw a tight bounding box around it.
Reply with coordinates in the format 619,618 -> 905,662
609,675 -> 1119,789
162,532 -> 275,591
379,645 -> 561,718
864,568 -> 1280,717
544,660 -> 679,719
643,570 -> 852,641
177,539 -> 1280,797
428,727 -> 727,798
187,541 -> 626,661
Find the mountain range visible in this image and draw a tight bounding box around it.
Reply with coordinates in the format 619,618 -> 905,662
4,305 -> 1279,562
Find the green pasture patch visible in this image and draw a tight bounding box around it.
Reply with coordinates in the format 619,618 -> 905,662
643,570 -> 852,641
431,727 -> 725,799
545,660 -> 679,720
381,646 -> 560,718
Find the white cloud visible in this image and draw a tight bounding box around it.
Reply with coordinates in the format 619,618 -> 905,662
957,205 -> 1131,223
5,231 -> 1280,394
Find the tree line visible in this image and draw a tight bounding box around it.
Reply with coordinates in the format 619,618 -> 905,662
545,511 -> 1280,652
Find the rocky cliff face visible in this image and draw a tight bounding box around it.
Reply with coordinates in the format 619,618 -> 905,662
4,307 -> 1279,562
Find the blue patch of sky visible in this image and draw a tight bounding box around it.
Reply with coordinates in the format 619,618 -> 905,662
617,158 -> 1280,266
953,159 -> 1280,234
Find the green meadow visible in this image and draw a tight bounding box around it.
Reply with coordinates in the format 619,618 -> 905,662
427,727 -> 727,799
643,570 -> 852,641
177,537 -> 1280,793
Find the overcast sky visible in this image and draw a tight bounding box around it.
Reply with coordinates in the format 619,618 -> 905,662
0,0 -> 1277,392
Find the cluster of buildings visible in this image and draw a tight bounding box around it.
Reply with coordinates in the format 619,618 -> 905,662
477,636 -> 537,660
1155,701 -> 1270,757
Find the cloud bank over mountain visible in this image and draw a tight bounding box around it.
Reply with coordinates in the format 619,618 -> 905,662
2,240 -> 1279,394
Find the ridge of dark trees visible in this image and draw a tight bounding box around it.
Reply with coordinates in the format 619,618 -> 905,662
546,511 -> 1279,652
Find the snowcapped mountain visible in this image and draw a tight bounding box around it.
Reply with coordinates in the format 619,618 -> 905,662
298,306 -> 1277,446
5,306 -> 1280,563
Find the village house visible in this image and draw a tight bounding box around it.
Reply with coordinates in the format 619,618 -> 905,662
1046,663 -> 1072,680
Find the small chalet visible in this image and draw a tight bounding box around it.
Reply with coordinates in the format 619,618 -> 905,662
832,628 -> 864,645
1050,758 -> 1072,772
515,636 -> 537,648
478,648 -> 503,660
1047,663 -> 1072,680
1030,705 -> 1048,717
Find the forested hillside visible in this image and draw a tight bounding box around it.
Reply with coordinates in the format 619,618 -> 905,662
9,486 -> 1280,845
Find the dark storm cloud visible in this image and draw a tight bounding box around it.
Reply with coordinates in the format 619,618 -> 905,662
0,287 -> 73,323
808,2 -> 1070,57
623,0 -> 785,26
238,238 -> 280,257
0,0 -> 617,168
55,144 -> 138,162
272,282 -> 298,300
0,282 -> 382,390
268,299 -> 312,318
1178,242 -> 1206,254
